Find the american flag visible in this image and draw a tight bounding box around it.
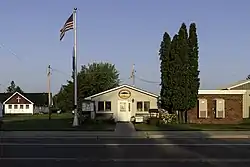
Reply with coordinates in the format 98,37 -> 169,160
60,14 -> 73,40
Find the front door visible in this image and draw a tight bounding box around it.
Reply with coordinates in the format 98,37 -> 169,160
118,100 -> 130,122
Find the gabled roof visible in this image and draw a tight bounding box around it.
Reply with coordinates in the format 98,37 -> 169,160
85,84 -> 158,99
0,92 -> 49,106
3,92 -> 33,104
219,79 -> 250,90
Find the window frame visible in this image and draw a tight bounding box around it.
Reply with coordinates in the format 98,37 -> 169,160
215,98 -> 225,118
97,101 -> 112,112
105,101 -> 111,111
136,101 -> 143,112
198,98 -> 208,118
143,101 -> 150,112
14,104 -> 18,109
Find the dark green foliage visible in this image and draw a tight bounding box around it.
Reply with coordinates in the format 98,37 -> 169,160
54,62 -> 120,112
6,81 -> 24,94
188,23 -> 200,110
159,32 -> 173,112
159,22 -> 200,123
173,23 -> 189,113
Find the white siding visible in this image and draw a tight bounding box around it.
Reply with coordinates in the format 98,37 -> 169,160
4,104 -> 34,114
90,86 -> 158,121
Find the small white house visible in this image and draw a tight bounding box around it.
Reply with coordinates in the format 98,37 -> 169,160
85,84 -> 159,122
0,92 -> 49,115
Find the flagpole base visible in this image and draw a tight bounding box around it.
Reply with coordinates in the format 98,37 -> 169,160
72,109 -> 79,127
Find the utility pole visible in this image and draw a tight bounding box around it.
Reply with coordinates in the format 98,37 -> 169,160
47,65 -> 52,120
131,64 -> 136,86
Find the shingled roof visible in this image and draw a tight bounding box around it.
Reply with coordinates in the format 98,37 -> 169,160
218,79 -> 250,90
0,92 -> 49,106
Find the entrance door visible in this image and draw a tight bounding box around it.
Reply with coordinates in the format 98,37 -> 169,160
118,101 -> 130,122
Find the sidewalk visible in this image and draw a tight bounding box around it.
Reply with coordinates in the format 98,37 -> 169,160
1,130 -> 250,139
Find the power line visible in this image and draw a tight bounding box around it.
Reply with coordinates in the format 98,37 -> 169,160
0,43 -> 22,61
135,76 -> 160,84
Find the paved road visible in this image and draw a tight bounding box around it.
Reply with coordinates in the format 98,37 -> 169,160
1,137 -> 250,167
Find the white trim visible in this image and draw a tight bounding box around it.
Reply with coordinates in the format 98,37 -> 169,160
135,112 -> 149,114
198,98 -> 208,118
96,111 -> 113,114
85,84 -> 158,99
226,80 -> 250,90
198,90 -> 246,95
3,92 -> 34,104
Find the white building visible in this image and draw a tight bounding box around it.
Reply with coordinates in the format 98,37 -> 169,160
85,84 -> 159,122
0,92 -> 49,115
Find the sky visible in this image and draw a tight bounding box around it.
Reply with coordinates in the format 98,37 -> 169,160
0,0 -> 250,94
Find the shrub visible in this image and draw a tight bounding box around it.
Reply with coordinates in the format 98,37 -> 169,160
160,113 -> 177,124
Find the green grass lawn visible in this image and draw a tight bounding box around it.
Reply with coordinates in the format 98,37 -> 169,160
134,119 -> 250,131
1,113 -> 116,131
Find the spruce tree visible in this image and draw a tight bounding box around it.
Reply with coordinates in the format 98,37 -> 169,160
169,34 -> 182,114
159,32 -> 173,112
188,23 -> 200,113
175,23 -> 189,123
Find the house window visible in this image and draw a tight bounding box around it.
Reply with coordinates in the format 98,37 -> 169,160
98,101 -> 111,111
26,105 -> 29,109
14,105 -> 18,109
198,99 -> 208,118
137,101 -> 143,111
8,105 -> 12,109
137,101 -> 150,112
98,101 -> 104,111
215,99 -> 225,118
144,101 -> 150,111
20,105 -> 24,109
105,101 -> 111,111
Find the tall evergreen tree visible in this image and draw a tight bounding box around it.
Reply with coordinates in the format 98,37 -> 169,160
188,23 -> 200,113
167,34 -> 183,115
159,32 -> 173,112
174,23 -> 189,123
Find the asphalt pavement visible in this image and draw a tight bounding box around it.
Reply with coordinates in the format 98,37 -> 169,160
1,137 -> 250,167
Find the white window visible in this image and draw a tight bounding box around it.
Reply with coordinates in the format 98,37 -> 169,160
137,101 -> 150,112
26,105 -> 29,109
215,99 -> 225,118
137,101 -> 143,111
20,105 -> 24,109
98,101 -> 111,111
8,105 -> 12,109
14,105 -> 18,109
198,99 -> 207,118
144,101 -> 150,111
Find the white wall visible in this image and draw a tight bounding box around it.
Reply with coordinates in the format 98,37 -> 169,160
90,86 -> 158,121
4,104 -> 34,114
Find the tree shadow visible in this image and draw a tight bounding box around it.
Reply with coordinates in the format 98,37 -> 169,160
1,115 -> 116,131
146,130 -> 250,167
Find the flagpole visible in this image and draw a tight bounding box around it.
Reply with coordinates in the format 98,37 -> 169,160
72,8 -> 79,126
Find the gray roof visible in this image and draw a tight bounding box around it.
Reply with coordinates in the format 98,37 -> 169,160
218,79 -> 250,90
